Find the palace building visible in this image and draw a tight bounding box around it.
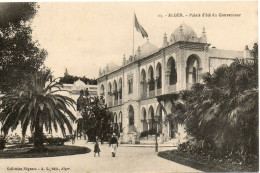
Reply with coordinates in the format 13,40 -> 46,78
97,23 -> 253,144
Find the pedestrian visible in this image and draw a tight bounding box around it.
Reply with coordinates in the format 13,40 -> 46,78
71,131 -> 76,144
109,133 -> 118,157
94,140 -> 100,157
71,134 -> 75,144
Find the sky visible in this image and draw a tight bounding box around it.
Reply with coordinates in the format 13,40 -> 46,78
31,1 -> 258,79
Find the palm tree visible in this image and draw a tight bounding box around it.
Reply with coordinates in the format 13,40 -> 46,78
0,70 -> 76,150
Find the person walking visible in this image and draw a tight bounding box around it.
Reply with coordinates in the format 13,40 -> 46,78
94,140 -> 100,157
109,133 -> 118,157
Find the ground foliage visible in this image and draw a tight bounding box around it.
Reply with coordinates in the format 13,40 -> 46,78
76,94 -> 112,142
0,145 -> 90,158
177,58 -> 258,165
0,3 -> 47,93
158,149 -> 258,172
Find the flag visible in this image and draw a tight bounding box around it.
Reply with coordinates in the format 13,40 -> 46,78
134,13 -> 148,38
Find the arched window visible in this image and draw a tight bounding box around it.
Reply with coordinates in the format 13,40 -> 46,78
140,69 -> 147,98
186,54 -> 201,89
128,105 -> 134,126
100,84 -> 104,96
148,106 -> 156,133
148,66 -> 155,91
118,111 -> 123,132
127,76 -> 133,94
156,104 -> 163,133
112,112 -> 118,133
118,78 -> 122,100
108,82 -> 112,106
113,80 -> 118,105
156,63 -> 162,89
141,108 -> 148,132
108,82 -> 112,93
167,57 -> 177,85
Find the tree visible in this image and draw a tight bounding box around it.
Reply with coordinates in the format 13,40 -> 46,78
179,58 -> 258,160
252,43 -> 258,59
0,70 -> 76,151
76,92 -> 112,142
0,3 -> 47,93
59,69 -> 97,85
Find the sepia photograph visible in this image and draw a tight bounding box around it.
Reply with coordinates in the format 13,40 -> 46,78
0,1 -> 258,172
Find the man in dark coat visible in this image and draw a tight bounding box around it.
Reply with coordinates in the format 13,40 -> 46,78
109,133 -> 118,157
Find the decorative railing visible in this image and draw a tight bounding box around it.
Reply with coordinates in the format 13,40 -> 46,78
114,100 -> 118,106
141,92 -> 147,99
119,99 -> 122,105
166,85 -> 176,93
108,101 -> 113,107
149,90 -> 155,98
157,88 -> 162,95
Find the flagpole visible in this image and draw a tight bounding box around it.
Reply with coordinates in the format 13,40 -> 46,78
133,13 -> 135,56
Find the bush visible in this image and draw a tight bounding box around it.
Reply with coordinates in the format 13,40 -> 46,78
140,131 -> 148,138
140,130 -> 159,138
0,136 -> 6,150
45,137 -> 66,146
6,134 -> 21,144
178,60 -> 258,162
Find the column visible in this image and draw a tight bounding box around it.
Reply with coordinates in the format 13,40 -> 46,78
147,82 -> 150,98
188,71 -> 193,89
198,68 -> 203,83
155,79 -> 158,95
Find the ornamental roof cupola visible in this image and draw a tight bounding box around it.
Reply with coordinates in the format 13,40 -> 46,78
135,38 -> 158,58
162,33 -> 168,48
73,79 -> 86,91
99,68 -> 102,77
199,27 -> 207,43
170,23 -> 198,43
122,54 -> 126,65
179,24 -> 185,41
137,46 -> 141,58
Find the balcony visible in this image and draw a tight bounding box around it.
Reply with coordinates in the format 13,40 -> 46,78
169,85 -> 176,92
108,101 -> 113,107
114,100 -> 118,106
149,90 -> 155,98
141,92 -> 147,99
166,85 -> 176,93
119,99 -> 122,105
157,88 -> 162,95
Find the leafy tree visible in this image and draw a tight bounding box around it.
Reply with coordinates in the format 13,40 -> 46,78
76,93 -> 112,142
179,59 -> 258,160
252,43 -> 258,59
59,69 -> 97,85
0,70 -> 76,151
0,3 -> 47,93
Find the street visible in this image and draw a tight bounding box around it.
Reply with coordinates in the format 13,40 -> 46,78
0,140 -> 201,173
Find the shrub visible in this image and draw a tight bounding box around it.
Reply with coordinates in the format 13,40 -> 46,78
45,137 -> 65,146
178,59 -> 258,162
140,130 -> 160,138
140,131 -> 148,138
0,136 -> 6,150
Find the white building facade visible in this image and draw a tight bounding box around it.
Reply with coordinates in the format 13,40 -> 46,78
97,23 -> 253,144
